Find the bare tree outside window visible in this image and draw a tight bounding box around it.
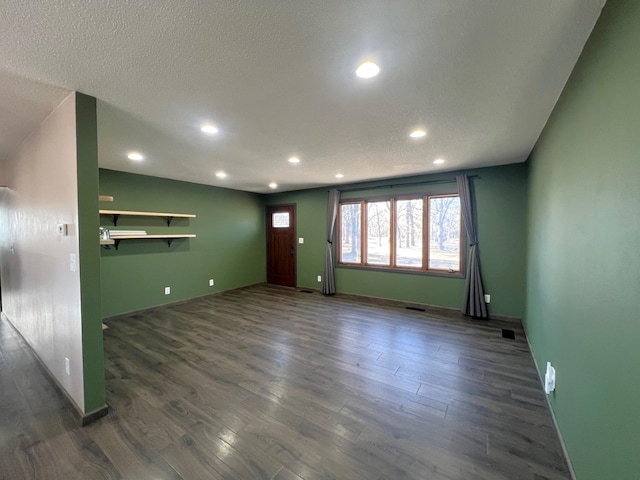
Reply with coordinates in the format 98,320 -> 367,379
338,193 -> 461,275
340,203 -> 361,263
367,201 -> 390,265
396,199 -> 423,267
428,196 -> 461,271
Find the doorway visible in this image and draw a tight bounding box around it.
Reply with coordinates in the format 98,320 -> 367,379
266,204 -> 296,287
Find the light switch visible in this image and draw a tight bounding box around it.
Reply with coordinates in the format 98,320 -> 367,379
56,223 -> 68,236
298,237 -> 304,244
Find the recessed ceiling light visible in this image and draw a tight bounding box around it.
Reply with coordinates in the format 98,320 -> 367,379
433,158 -> 446,165
356,61 -> 380,79
127,152 -> 144,161
215,171 -> 227,178
269,182 -> 278,189
410,129 -> 427,138
201,123 -> 219,135
288,156 -> 300,164
335,173 -> 344,179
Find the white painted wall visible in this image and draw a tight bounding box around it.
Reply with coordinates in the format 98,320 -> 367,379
0,93 -> 86,411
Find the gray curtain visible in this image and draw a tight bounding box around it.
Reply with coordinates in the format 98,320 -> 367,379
456,174 -> 488,318
322,189 -> 340,295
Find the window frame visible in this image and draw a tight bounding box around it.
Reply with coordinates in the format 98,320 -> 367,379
337,192 -> 465,278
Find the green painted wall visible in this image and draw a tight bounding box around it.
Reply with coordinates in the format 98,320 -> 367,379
266,164 -> 527,318
525,1 -> 640,478
99,170 -> 266,318
76,93 -> 105,413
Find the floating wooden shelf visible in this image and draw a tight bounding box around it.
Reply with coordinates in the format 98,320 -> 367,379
99,209 -> 196,226
100,238 -> 115,246
99,195 -> 114,202
108,234 -> 196,250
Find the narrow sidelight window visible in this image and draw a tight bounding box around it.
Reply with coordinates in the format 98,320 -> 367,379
427,195 -> 461,272
366,201 -> 391,266
340,203 -> 362,264
395,198 -> 423,268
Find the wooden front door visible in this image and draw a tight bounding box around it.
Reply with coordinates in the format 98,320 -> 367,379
266,205 -> 296,287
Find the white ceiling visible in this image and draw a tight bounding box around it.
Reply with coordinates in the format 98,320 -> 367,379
0,1 -> 605,193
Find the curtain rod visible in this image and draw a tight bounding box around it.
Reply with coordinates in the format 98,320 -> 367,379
336,174 -> 479,194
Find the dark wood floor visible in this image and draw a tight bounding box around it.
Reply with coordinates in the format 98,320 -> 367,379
0,284 -> 571,479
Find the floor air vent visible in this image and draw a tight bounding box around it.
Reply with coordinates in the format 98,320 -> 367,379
502,329 -> 515,340
300,289 -> 314,294
405,306 -> 426,312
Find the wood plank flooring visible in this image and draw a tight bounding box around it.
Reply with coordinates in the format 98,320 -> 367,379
0,284 -> 571,479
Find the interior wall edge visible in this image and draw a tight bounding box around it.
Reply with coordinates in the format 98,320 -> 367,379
521,321 -> 577,480
0,311 -> 85,418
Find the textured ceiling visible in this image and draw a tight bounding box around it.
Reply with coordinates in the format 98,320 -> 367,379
0,72 -> 70,162
0,1 -> 605,193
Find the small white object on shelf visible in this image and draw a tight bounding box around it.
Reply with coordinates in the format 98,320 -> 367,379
110,230 -> 147,236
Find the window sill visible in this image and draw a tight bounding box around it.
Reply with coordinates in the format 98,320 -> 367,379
336,263 -> 465,279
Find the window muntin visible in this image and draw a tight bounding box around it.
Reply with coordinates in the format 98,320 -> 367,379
272,212 -> 290,228
338,194 -> 462,275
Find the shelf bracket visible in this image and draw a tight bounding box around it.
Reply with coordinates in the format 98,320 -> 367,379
114,239 -> 121,251
167,239 -> 174,248
112,214 -> 120,227
166,216 -> 174,227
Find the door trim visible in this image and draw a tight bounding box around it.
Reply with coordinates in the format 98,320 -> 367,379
266,203 -> 297,287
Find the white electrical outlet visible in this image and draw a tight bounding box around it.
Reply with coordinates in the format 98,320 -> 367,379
64,357 -> 70,376
299,237 -> 304,244
544,362 -> 556,394
69,254 -> 77,272
484,293 -> 491,304
164,287 -> 171,295
317,275 -> 322,282
209,279 -> 214,286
